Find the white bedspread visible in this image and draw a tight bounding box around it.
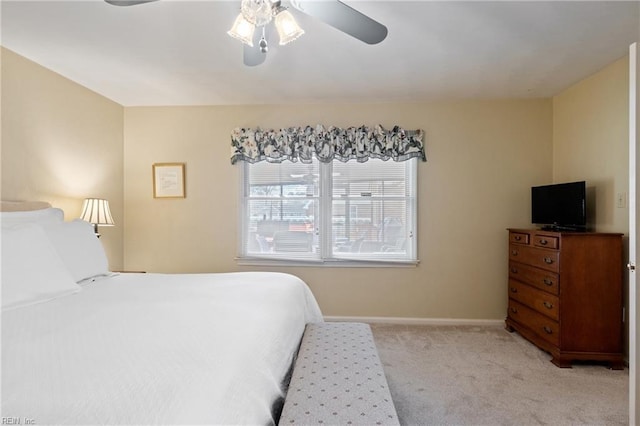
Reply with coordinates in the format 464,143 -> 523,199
2,272 -> 323,425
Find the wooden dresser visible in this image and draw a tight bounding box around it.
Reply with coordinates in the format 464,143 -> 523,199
505,228 -> 623,369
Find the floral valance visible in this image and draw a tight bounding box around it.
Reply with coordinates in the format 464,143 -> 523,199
230,125 -> 426,164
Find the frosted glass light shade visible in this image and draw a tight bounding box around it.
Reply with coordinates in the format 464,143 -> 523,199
275,10 -> 304,45
227,13 -> 255,46
80,198 -> 115,226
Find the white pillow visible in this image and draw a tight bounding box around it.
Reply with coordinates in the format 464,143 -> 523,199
42,219 -> 110,282
1,224 -> 81,310
1,207 -> 64,228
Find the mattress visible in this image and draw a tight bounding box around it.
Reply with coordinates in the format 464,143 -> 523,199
2,271 -> 323,425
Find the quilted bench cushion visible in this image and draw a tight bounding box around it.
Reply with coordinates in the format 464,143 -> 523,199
279,322 -> 399,425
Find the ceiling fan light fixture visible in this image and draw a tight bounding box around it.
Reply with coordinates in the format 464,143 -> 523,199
241,0 -> 274,27
275,9 -> 304,45
227,13 -> 255,46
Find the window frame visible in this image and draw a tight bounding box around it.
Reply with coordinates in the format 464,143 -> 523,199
237,158 -> 419,267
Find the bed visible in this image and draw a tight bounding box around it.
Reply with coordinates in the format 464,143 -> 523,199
1,202 -> 323,425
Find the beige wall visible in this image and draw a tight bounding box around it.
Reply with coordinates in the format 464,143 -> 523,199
552,54 -> 630,352
5,45 -> 627,321
553,56 -> 629,234
124,101 -> 552,319
1,48 -> 125,270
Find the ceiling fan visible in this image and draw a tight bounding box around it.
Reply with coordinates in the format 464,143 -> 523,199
104,0 -> 388,67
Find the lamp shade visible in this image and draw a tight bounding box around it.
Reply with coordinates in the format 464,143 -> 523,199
275,10 -> 304,45
80,199 -> 115,226
228,13 -> 255,46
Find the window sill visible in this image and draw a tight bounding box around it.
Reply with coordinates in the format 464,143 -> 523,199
235,257 -> 420,268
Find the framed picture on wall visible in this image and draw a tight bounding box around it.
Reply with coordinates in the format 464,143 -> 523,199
153,163 -> 186,198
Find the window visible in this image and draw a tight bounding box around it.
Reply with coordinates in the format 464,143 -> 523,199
239,158 -> 418,265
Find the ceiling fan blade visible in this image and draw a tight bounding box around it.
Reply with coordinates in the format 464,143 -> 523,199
243,27 -> 270,67
291,0 -> 388,45
105,0 -> 158,6
243,44 -> 267,67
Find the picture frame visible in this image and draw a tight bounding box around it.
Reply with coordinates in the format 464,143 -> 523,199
153,163 -> 186,198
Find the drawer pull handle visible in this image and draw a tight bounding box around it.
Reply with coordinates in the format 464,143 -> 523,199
511,250 -> 518,256
539,239 -> 548,245
543,301 -> 553,309
543,326 -> 553,334
514,235 -> 522,241
510,307 -> 518,313
543,257 -> 553,264
510,287 -> 518,293
543,278 -> 553,286
510,267 -> 518,274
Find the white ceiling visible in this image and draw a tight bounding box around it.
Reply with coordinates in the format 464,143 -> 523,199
2,0 -> 638,106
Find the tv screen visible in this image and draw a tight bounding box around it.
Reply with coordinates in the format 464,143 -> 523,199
531,181 -> 586,230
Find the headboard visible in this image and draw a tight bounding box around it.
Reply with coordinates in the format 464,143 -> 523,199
0,201 -> 52,212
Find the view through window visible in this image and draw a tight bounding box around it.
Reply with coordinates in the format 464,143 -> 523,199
240,157 -> 417,264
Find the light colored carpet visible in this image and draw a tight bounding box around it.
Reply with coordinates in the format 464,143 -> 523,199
370,323 -> 628,426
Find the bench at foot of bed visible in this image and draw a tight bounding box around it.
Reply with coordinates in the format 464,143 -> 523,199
279,322 -> 400,426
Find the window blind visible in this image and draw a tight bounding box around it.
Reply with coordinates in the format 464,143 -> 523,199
240,157 -> 417,264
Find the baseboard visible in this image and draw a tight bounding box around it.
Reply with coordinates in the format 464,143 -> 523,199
323,315 -> 505,327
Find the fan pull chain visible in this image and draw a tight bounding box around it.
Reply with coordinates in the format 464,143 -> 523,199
259,26 -> 268,53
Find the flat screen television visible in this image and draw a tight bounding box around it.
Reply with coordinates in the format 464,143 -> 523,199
531,181 -> 586,231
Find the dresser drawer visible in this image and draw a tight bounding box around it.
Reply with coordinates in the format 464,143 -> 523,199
533,235 -> 559,249
509,261 -> 559,295
509,244 -> 559,272
508,300 -> 559,346
508,279 -> 559,320
510,231 -> 530,245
